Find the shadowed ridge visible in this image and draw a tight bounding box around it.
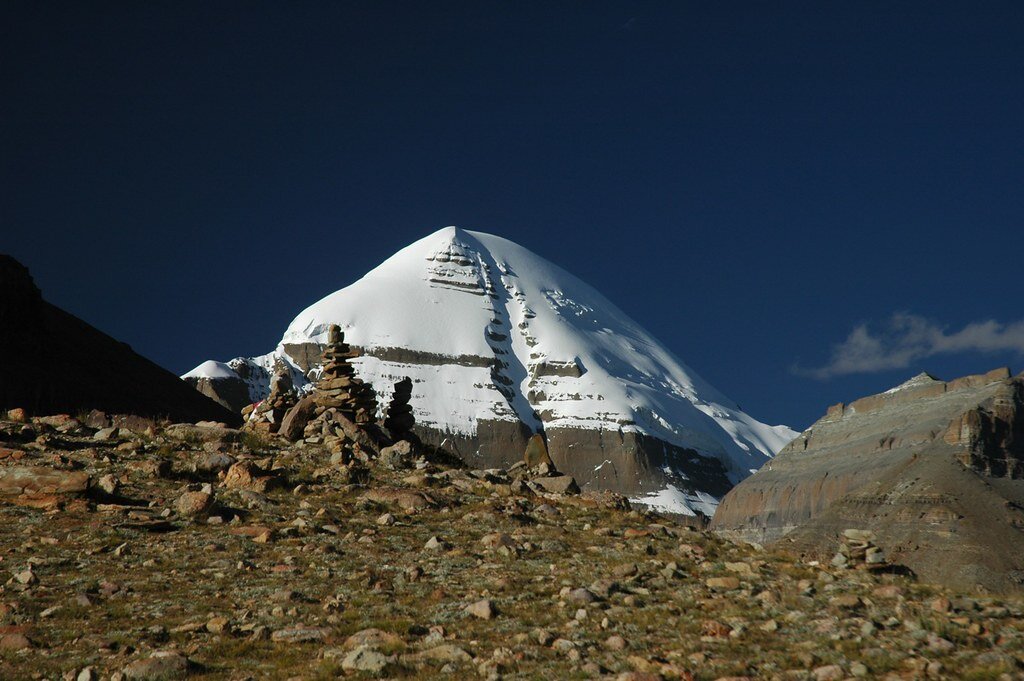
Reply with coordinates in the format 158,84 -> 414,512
0,254 -> 240,426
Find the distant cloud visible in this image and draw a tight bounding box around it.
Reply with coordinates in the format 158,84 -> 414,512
797,313 -> 1024,379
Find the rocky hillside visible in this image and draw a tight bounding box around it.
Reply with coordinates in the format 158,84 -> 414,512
0,255 -> 238,427
3,409 -> 1024,680
711,367 -> 1024,594
184,227 -> 795,516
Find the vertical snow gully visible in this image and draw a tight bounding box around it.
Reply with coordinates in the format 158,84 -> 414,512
457,230 -> 544,436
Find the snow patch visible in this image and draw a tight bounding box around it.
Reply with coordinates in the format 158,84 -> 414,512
629,485 -> 719,517
182,360 -> 237,380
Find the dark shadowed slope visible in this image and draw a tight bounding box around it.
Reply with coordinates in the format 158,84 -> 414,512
0,255 -> 239,426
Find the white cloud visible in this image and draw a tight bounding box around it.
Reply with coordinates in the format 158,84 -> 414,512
798,313 -> 1024,379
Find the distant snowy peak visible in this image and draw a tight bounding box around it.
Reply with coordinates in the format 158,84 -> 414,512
185,226 -> 796,514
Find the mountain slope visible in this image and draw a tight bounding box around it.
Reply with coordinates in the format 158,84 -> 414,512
711,367 -> 1024,593
186,227 -> 794,514
0,255 -> 239,426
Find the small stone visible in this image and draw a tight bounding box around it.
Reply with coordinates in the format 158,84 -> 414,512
829,594 -> 862,610
341,646 -> 394,674
532,628 -> 555,646
0,633 -> 31,650
812,664 -> 844,681
121,651 -> 190,680
14,569 -> 37,585
843,528 -> 876,542
705,576 -> 740,590
343,628 -> 405,651
206,616 -> 230,634
96,474 -> 119,495
377,512 -> 396,526
175,491 -> 214,518
927,633 -> 956,654
566,587 -> 599,604
195,452 -> 235,474
533,475 -> 580,495
93,427 -> 119,442
465,599 -> 497,620
424,536 -> 446,551
724,561 -> 754,577
604,635 -> 628,650
270,626 -> 328,643
480,533 -> 516,550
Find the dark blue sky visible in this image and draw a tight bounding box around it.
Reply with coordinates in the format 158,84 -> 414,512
3,2 -> 1023,429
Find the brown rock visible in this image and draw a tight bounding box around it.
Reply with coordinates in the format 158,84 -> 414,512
175,491 -> 214,518
121,651 -> 190,680
279,394 -> 317,442
0,466 -> 89,508
524,433 -> 553,468
361,488 -> 434,512
0,632 -> 32,650
705,577 -> 740,591
222,461 -> 281,493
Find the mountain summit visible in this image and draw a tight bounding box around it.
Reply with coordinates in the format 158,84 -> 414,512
185,227 -> 795,514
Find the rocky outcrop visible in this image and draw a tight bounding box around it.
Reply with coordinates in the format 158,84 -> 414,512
711,367 -> 1024,592
0,255 -> 239,426
185,371 -> 251,413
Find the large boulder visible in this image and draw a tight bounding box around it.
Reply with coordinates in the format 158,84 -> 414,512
279,394 -> 317,442
0,466 -> 90,509
711,367 -> 1024,593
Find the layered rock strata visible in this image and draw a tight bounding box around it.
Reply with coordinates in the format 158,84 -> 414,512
711,367 -> 1024,592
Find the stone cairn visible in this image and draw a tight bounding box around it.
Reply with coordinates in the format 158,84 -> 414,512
832,529 -> 888,570
244,362 -> 296,433
383,377 -> 415,440
314,325 -> 377,425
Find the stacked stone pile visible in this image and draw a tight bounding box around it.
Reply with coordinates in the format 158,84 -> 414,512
315,326 -> 377,425
383,377 -> 415,439
243,363 -> 297,434
831,528 -> 888,570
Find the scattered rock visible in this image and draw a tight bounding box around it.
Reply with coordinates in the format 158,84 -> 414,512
121,651 -> 190,680
533,475 -> 580,495
175,490 -> 214,518
465,599 -> 497,619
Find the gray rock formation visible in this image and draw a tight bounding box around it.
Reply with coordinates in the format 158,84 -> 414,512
711,367 -> 1024,593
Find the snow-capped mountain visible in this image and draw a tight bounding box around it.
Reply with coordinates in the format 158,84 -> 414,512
184,226 -> 795,514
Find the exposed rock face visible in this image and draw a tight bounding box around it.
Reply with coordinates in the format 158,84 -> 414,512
0,255 -> 239,426
711,367 -> 1024,592
184,370 -> 251,413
